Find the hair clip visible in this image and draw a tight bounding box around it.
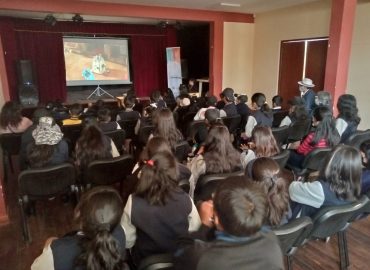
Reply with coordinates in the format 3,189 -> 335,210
146,159 -> 155,167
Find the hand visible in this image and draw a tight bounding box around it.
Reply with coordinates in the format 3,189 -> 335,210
198,200 -> 215,227
240,144 -> 249,151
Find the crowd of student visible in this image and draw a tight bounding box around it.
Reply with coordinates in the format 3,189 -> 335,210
0,77 -> 369,269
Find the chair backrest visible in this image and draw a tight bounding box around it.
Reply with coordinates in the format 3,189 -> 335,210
288,119 -> 311,142
118,119 -> 138,139
137,254 -> 174,270
18,163 -> 76,199
272,126 -> 290,147
309,195 -> 369,239
104,129 -> 126,152
301,147 -> 332,172
178,179 -> 190,194
346,129 -> 370,149
271,149 -> 290,168
85,154 -> 135,186
0,132 -> 23,155
61,124 -> 83,153
186,120 -> 207,141
272,110 -> 289,128
222,115 -> 241,134
174,141 -> 190,163
138,125 -> 155,145
273,216 -> 313,255
179,111 -> 198,135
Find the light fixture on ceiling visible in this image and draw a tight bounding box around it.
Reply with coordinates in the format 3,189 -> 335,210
220,2 -> 241,7
72,14 -> 84,24
44,14 -> 57,26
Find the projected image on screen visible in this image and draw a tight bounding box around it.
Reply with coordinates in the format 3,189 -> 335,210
63,37 -> 131,86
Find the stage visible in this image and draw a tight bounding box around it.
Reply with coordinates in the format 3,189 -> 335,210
65,85 -> 131,104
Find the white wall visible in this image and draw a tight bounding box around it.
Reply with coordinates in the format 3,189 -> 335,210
222,22 -> 254,96
347,1 -> 370,130
252,0 -> 331,104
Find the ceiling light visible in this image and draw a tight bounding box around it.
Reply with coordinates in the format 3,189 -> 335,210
220,2 -> 241,7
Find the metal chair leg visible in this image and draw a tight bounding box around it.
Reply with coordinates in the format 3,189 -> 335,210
19,198 -> 30,242
338,231 -> 348,270
287,255 -> 292,270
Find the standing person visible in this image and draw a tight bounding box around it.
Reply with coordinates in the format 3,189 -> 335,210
287,106 -> 340,169
121,151 -> 201,265
219,88 -> 237,117
0,101 -> 32,134
335,94 -> 361,143
289,145 -> 362,218
298,78 -> 316,114
31,186 -> 127,270
174,176 -> 284,270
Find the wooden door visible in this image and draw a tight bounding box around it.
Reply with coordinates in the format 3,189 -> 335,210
306,39 -> 328,93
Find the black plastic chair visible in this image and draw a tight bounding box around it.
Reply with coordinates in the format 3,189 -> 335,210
137,253 -> 174,270
84,154 -> 135,192
222,114 -> 241,134
186,120 -> 207,142
104,129 -> 126,154
288,147 -> 332,179
271,149 -> 290,168
0,132 -> 23,182
287,119 -> 311,145
118,119 -> 138,140
18,163 -> 78,242
307,195 -> 369,270
273,217 -> 313,270
345,129 -> 370,149
174,141 -> 190,163
272,110 -> 289,128
61,124 -> 83,155
194,170 -> 244,202
272,125 -> 290,148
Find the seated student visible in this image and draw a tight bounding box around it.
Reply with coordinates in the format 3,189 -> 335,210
279,97 -> 308,127
272,95 -> 283,112
287,106 -> 340,169
150,90 -> 167,109
335,94 -> 361,143
193,96 -> 217,121
289,145 -> 362,218
31,186 -> 127,270
236,94 -> 250,118
243,92 -> 273,139
240,126 -> 280,169
46,100 -> 70,122
97,108 -> 121,132
134,105 -> 155,135
249,158 -> 290,226
26,116 -> 69,169
219,88 -> 237,117
174,176 -> 284,270
116,95 -> 141,121
162,87 -> 177,109
121,151 -> 201,265
62,103 -> 83,126
188,123 -> 241,198
0,101 -> 33,134
83,99 -> 105,118
315,91 -> 332,110
359,141 -> 370,194
193,108 -> 223,147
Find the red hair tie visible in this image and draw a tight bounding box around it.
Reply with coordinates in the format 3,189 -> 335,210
146,159 -> 155,166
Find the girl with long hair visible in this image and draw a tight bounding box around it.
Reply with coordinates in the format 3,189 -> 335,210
360,140 -> 370,194
121,151 -> 200,265
250,157 -> 290,226
152,108 -> 183,150
336,94 -> 361,143
74,124 -> 119,173
189,123 -> 241,197
0,101 -> 32,133
287,106 -> 340,168
31,186 -> 127,270
289,145 -> 362,218
240,126 -> 280,168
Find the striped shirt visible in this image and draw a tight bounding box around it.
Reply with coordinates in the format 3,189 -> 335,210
297,132 -> 328,156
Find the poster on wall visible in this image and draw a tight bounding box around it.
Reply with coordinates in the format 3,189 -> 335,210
166,47 -> 182,98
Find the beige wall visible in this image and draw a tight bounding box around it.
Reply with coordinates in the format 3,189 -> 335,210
252,0 -> 331,105
222,22 -> 254,96
347,1 -> 370,130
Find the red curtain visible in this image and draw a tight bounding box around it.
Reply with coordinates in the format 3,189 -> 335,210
0,18 -> 177,102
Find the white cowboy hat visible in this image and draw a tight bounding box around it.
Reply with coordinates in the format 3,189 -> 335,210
298,78 -> 315,88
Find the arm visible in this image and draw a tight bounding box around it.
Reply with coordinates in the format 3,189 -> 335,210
120,195 -> 137,249
240,149 -> 256,170
335,118 -> 348,137
279,116 -> 291,127
110,139 -> 120,157
296,133 -> 314,155
244,115 -> 257,138
188,156 -> 206,198
31,239 -> 56,270
188,198 -> 202,232
289,181 -> 325,208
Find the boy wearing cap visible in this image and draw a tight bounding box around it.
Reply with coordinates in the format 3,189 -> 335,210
298,78 -> 316,114
220,88 -> 237,117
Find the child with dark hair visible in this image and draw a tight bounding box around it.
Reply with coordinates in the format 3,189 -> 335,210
31,186 -> 127,270
236,94 -> 250,120
360,140 -> 370,194
150,90 -> 167,109
336,94 -> 361,143
272,95 -> 283,111
0,101 -> 32,133
97,108 -> 121,132
289,145 -> 362,218
62,103 -> 83,126
243,92 -> 273,138
193,108 -> 224,146
287,106 -> 340,169
121,151 -> 200,265
174,176 -> 283,270
116,96 -> 141,121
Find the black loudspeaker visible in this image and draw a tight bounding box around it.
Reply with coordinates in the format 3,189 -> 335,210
18,84 -> 39,107
17,59 -> 34,85
181,59 -> 188,79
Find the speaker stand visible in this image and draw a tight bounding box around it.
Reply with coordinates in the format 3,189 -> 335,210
87,85 -> 114,99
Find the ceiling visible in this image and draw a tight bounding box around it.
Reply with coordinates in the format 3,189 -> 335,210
0,0 -> 319,25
